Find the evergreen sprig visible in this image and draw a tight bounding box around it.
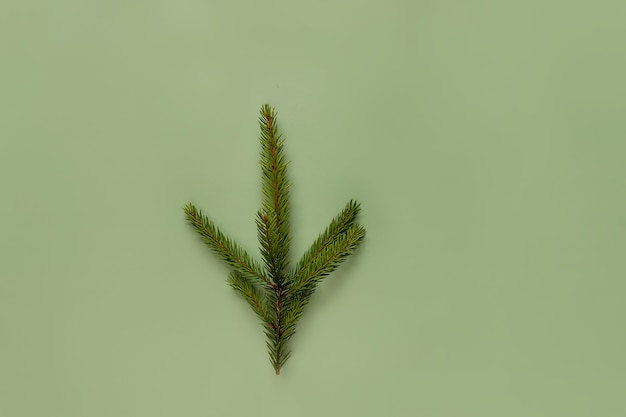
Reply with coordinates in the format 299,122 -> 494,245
183,104 -> 366,374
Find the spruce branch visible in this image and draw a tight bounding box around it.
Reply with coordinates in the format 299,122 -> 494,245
291,224 -> 366,293
283,225 -> 366,341
258,104 -> 290,284
183,104 -> 366,375
183,203 -> 271,287
291,200 -> 362,289
226,270 -> 269,322
255,209 -> 280,285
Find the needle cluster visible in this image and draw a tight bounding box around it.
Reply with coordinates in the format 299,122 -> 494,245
183,104 -> 365,374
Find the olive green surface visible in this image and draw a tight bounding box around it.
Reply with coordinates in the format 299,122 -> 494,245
1,1 -> 625,416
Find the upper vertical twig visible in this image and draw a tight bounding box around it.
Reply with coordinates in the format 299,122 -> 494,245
257,104 -> 291,286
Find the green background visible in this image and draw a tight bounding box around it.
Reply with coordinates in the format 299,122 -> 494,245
1,1 -> 625,416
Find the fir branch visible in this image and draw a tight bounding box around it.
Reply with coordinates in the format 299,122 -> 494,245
254,210 -> 291,368
281,225 -> 366,343
257,105 -> 291,374
183,203 -> 271,287
258,104 -> 291,284
183,104 -> 366,375
264,286 -> 290,374
256,209 -> 281,285
292,200 -> 361,286
292,225 -> 366,291
226,270 -> 269,322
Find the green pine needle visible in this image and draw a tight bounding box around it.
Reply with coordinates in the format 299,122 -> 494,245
183,104 -> 366,375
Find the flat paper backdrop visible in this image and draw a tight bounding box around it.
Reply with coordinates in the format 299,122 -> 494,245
1,1 -> 625,416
